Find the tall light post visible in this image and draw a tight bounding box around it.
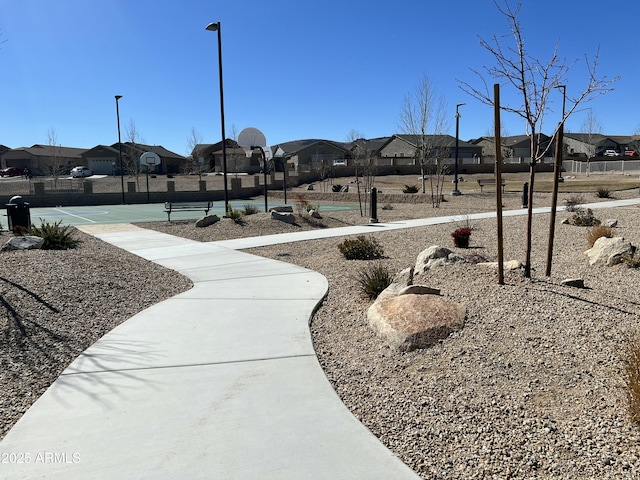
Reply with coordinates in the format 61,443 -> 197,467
452,103 -> 466,196
115,95 -> 125,204
206,21 -> 229,215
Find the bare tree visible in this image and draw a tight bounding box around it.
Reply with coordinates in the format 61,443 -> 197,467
46,128 -> 66,188
580,109 -> 602,175
459,0 -> 618,277
347,129 -> 366,216
185,127 -> 205,180
398,74 -> 449,206
124,119 -> 146,188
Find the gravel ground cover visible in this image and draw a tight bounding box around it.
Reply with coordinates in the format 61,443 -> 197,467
2,186 -> 640,478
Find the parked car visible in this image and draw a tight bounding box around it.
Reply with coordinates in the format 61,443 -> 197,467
70,166 -> 93,178
603,150 -> 620,157
0,167 -> 24,177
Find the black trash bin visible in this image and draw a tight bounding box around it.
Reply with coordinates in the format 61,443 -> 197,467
6,196 -> 31,231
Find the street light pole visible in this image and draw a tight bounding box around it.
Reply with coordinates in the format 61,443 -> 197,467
206,22 -> 229,215
115,95 -> 125,204
452,103 -> 465,196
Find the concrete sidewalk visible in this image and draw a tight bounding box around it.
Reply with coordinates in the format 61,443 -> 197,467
0,224 -> 420,479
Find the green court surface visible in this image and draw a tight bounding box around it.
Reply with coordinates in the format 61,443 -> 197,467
20,200 -> 359,227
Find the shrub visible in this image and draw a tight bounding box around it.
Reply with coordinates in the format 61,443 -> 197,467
451,227 -> 472,248
356,263 -> 394,299
587,225 -> 612,248
12,225 -> 27,236
621,250 -> 640,268
563,195 -> 585,212
572,208 -> 600,227
381,203 -> 393,210
332,184 -> 342,192
226,208 -> 245,224
243,203 -> 259,215
27,220 -> 81,250
596,187 -> 611,199
337,235 -> 384,260
622,332 -> 640,424
403,184 -> 419,194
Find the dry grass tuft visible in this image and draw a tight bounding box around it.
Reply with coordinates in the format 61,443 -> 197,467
587,225 -> 613,248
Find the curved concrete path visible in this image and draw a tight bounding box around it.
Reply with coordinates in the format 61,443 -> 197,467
2,197 -> 638,478
0,224 -> 420,479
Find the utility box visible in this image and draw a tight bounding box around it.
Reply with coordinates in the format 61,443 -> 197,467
6,196 -> 31,230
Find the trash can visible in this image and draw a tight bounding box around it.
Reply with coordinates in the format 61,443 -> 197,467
6,196 -> 31,231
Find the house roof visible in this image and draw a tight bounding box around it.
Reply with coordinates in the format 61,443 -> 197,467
4,144 -> 87,158
110,142 -> 185,159
273,139 -> 348,155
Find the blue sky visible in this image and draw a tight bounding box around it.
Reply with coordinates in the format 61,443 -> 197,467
0,0 -> 637,156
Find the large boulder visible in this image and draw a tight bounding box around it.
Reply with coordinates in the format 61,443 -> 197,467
368,294 -> 465,352
414,245 -> 466,275
195,215 -> 220,228
269,205 -> 294,213
1,236 -> 45,251
584,236 -> 635,266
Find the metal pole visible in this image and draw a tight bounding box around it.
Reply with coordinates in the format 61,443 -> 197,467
115,95 -> 125,205
452,103 -> 465,196
206,22 -> 229,215
493,85 -> 504,285
258,147 -> 267,212
546,122 -> 564,276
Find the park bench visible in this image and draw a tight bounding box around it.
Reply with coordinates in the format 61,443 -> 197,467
164,201 -> 213,221
477,178 -> 506,193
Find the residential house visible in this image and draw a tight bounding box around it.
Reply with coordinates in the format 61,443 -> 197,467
562,133 -> 639,158
1,144 -> 87,175
196,140 -> 263,174
97,143 -> 186,174
375,134 -> 482,166
273,139 -> 349,173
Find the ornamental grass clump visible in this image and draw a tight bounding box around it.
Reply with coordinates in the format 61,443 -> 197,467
243,203 -> 259,215
27,220 -> 81,250
337,235 -> 384,260
355,263 -> 394,300
403,185 -> 419,194
587,225 -> 612,248
596,187 -> 611,199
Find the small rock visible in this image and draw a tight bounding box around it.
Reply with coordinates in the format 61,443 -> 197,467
1,236 -> 44,251
603,219 -> 618,228
309,209 -> 322,219
477,260 -> 523,270
398,285 -> 441,296
195,215 -> 220,228
561,278 -> 585,288
270,210 -> 295,224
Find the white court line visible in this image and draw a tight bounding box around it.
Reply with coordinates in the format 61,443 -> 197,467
52,208 -> 97,223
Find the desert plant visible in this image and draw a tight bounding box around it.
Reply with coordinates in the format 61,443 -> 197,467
403,184 -> 419,194
27,220 -> 81,250
243,203 -> 259,215
381,203 -> 393,210
451,227 -> 472,248
226,208 -> 245,224
355,263 -> 394,299
596,187 -> 611,198
621,250 -> 640,268
587,225 -> 612,248
12,225 -> 27,236
337,235 -> 384,260
622,332 -> 640,423
332,184 -> 342,192
572,208 -> 600,227
563,195 -> 585,212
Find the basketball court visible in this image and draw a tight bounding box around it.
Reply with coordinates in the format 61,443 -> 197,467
22,200 -> 359,227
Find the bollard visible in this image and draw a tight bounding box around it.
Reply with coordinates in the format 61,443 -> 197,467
522,182 -> 528,208
369,187 -> 378,223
